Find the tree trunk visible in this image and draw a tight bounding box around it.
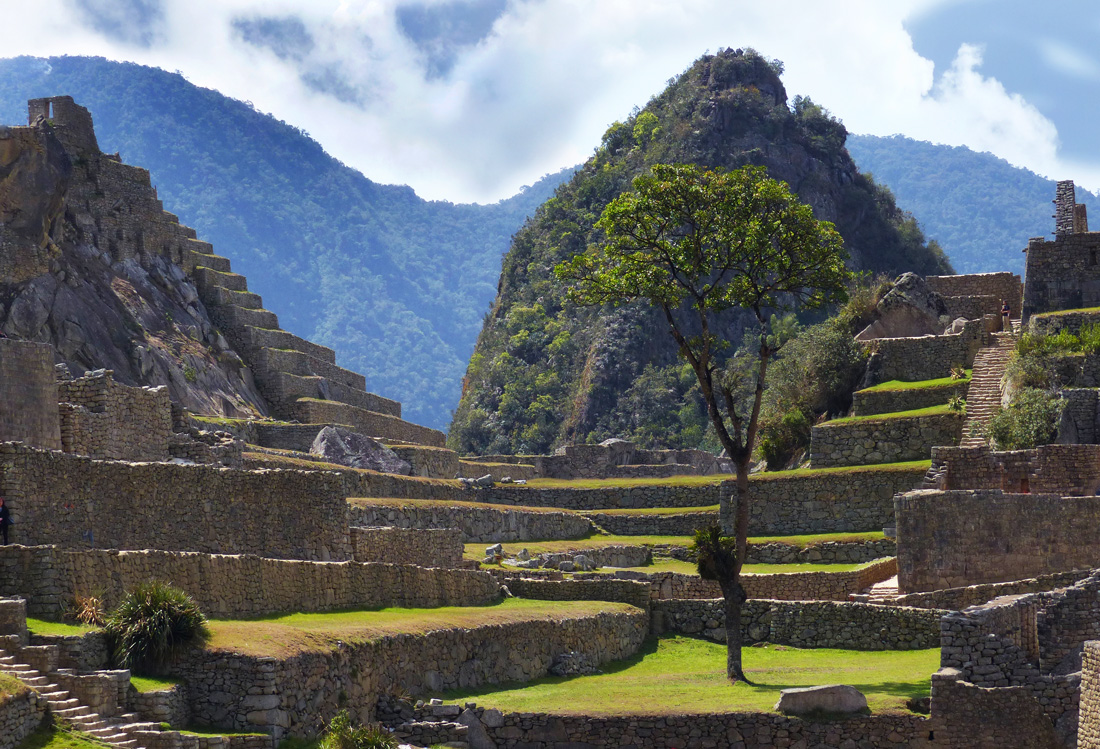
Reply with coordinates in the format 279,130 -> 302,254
723,578 -> 749,682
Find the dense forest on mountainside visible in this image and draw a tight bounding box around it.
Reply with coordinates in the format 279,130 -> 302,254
449,49 -> 953,456
0,56 -> 571,429
847,134 -> 1100,275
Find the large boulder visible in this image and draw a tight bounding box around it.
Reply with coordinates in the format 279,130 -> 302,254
310,425 -> 412,474
775,684 -> 868,715
855,272 -> 950,341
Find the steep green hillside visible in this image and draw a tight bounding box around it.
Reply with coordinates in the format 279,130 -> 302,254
0,56 -> 570,429
847,134 -> 1100,275
449,49 -> 952,455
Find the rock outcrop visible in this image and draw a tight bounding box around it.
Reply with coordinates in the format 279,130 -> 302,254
311,425 -> 412,474
856,272 -> 951,340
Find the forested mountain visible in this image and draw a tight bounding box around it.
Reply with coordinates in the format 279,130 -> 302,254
847,134 -> 1100,275
449,49 -> 952,456
0,56 -> 571,429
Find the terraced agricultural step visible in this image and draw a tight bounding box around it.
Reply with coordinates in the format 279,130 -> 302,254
188,249 -> 233,273
238,326 -> 336,364
193,266 -> 249,293
291,398 -> 445,447
208,303 -> 280,332
269,373 -> 399,418
253,346 -> 366,391
205,286 -> 264,309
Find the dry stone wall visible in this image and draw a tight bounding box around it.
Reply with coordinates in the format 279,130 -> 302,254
350,527 -> 463,567
851,381 -> 967,416
810,412 -> 962,468
58,370 -> 172,461
0,340 -> 61,450
653,598 -> 942,650
387,445 -> 459,479
581,509 -> 716,536
1024,231 -> 1100,317
0,546 -> 499,619
723,464 -> 925,535
863,318 -> 986,384
896,489 -> 1100,592
925,273 -> 1023,318
0,444 -> 350,560
0,689 -> 45,749
347,499 -> 592,543
888,569 -> 1092,611
173,607 -> 648,738
1080,641 -> 1100,748
930,668 -> 1061,749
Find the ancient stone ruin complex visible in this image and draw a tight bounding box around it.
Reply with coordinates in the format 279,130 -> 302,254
5,96 -> 1100,749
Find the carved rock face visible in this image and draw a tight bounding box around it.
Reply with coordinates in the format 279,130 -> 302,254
855,272 -> 951,341
0,121 -> 72,284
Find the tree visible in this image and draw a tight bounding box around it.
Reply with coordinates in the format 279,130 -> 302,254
555,163 -> 850,681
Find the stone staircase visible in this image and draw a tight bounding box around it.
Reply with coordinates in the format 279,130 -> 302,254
0,645 -> 157,749
181,240 -> 444,447
864,575 -> 899,603
960,332 -> 1017,447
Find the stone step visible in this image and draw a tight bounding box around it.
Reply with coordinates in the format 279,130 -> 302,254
253,346 -> 366,392
205,286 -> 264,309
21,676 -> 51,687
193,266 -> 249,293
54,706 -> 93,718
268,373 -> 399,419
290,398 -> 445,448
50,698 -> 82,709
237,326 -> 336,365
208,303 -> 280,332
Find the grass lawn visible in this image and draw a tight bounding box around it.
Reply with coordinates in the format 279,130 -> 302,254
17,726 -> 108,749
824,405 -> 958,426
130,676 -> 181,692
464,531 -> 887,561
856,371 -> 970,393
440,636 -> 936,715
206,599 -> 639,658
25,618 -> 98,637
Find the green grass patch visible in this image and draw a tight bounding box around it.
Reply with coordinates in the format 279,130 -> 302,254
349,496 -> 578,515
17,725 -> 109,749
439,636 -> 935,715
1032,306 -> 1100,318
130,675 -> 181,693
25,618 -> 98,637
857,371 -> 970,393
0,672 -> 27,700
464,532 -> 887,561
748,461 -> 931,481
206,599 -> 638,658
585,505 -> 719,516
824,405 -> 958,426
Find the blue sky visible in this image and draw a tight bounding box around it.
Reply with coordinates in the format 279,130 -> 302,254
3,0 -> 1099,203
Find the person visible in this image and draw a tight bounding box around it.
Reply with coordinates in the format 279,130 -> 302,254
1001,300 -> 1011,332
0,497 -> 10,545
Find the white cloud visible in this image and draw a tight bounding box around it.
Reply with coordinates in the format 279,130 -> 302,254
1038,38 -> 1100,81
0,0 -> 1091,201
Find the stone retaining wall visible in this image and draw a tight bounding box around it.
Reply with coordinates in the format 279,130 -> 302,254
926,443 -> 1100,496
925,272 -> 1022,317
864,318 -> 986,384
504,578 -> 652,609
384,704 -> 930,749
896,489 -> 1100,592
931,668 -> 1061,748
851,381 -> 967,416
387,445 -> 459,479
1031,308 -> 1100,336
350,527 -> 463,567
347,499 -> 593,543
58,370 -> 172,462
723,464 -> 925,535
652,598 -> 942,650
746,539 -> 897,564
0,444 -> 350,561
581,510 -> 716,536
173,607 -> 648,738
476,482 -> 728,510
0,689 -> 45,749
810,412 -> 962,468
0,546 -> 500,619
887,569 -> 1092,611
1080,641 -> 1100,748
29,631 -> 110,671
130,684 -> 191,728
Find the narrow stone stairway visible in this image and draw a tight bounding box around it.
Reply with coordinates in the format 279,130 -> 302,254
960,332 -> 1018,447
0,651 -> 158,749
864,575 -> 899,602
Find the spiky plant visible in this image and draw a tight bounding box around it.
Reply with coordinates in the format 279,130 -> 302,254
106,581 -> 208,674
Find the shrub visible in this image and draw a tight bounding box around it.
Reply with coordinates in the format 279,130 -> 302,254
950,366 -> 967,381
69,593 -> 107,627
320,710 -> 397,749
947,395 -> 966,413
986,388 -> 1064,450
106,581 -> 209,674
1080,323 -> 1100,354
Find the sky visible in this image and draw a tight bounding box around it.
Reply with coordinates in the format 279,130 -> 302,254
2,0 -> 1098,204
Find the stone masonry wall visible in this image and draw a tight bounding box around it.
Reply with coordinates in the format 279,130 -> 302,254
173,607 -> 648,737
926,272 -> 1023,318
58,370 -> 172,461
581,509 -> 716,536
0,339 -> 61,450
810,411 -> 962,468
722,463 -> 925,535
863,318 -> 986,384
0,689 -> 45,749
0,444 -> 350,561
930,668 -> 1061,749
851,381 -> 967,416
1031,308 -> 1100,337
888,569 -> 1092,611
1079,640 -> 1100,748
1024,231 -> 1100,318
350,527 -> 463,567
653,598 -> 942,650
896,489 -> 1100,592
0,546 -> 499,619
347,499 -> 593,543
